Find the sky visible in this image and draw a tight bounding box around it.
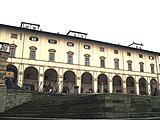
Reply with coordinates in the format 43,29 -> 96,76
0,0 -> 160,52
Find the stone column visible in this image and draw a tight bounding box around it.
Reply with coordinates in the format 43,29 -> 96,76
135,81 -> 139,95
109,80 -> 113,93
76,76 -> 81,94
147,83 -> 151,95
0,42 -> 9,113
93,78 -> 97,93
108,74 -> 113,93
58,75 -> 63,93
38,74 -> 44,92
123,80 -> 127,94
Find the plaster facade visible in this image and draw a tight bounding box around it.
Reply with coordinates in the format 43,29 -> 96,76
0,23 -> 160,95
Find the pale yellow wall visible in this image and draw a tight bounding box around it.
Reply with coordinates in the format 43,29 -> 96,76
0,25 -> 160,93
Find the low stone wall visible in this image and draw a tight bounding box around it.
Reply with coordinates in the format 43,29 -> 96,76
5,89 -> 32,111
3,90 -> 160,118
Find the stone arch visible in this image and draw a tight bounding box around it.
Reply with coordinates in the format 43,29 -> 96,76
150,79 -> 158,96
6,64 -> 18,84
23,66 -> 38,91
113,75 -> 122,93
139,78 -> 147,95
81,72 -> 93,93
63,70 -> 76,94
97,74 -> 108,93
126,76 -> 135,94
43,69 -> 58,93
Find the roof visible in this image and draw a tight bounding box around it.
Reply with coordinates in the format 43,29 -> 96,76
0,23 -> 160,55
20,22 -> 40,27
66,30 -> 88,35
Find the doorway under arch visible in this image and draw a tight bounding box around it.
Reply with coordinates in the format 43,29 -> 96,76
113,75 -> 122,93
139,78 -> 147,95
63,71 -> 76,93
150,79 -> 158,96
97,74 -> 108,93
44,69 -> 58,93
81,72 -> 93,93
126,76 -> 135,94
6,64 -> 18,84
23,67 -> 38,91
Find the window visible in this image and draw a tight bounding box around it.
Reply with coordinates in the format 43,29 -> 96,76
48,49 -> 56,62
100,56 -> 105,68
29,36 -> 39,41
100,47 -> 104,52
150,64 -> 155,73
49,53 -> 55,62
149,56 -> 154,60
139,54 -> 143,58
84,54 -> 90,66
48,39 -> 57,44
114,58 -> 119,69
11,33 -> 18,39
114,50 -> 118,54
67,42 -> 74,47
29,46 -> 37,60
84,45 -> 91,49
127,60 -> 132,71
67,51 -> 74,64
33,27 -> 36,30
30,50 -> 36,60
139,62 -> 144,72
127,52 -> 131,56
9,44 -> 17,58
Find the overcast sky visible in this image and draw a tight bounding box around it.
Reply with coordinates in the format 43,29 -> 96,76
1,0 -> 160,52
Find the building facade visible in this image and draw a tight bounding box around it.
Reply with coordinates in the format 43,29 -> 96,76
0,22 -> 160,95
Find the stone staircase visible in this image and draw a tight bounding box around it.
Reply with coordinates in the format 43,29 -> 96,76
1,93 -> 160,119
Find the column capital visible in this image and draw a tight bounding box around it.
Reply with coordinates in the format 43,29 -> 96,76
58,75 -> 63,78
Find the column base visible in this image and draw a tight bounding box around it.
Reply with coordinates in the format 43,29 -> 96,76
0,84 -> 7,113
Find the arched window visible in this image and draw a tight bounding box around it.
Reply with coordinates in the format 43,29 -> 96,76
84,54 -> 90,66
48,49 -> 56,62
29,46 -> 37,60
127,60 -> 132,71
67,51 -> 74,64
114,58 -> 119,69
9,44 -> 17,58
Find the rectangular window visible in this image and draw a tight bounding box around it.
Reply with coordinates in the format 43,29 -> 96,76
30,50 -> 36,60
151,66 -> 154,73
128,63 -> 132,71
140,64 -> 144,72
11,33 -> 18,39
100,47 -> 104,52
115,61 -> 119,69
85,57 -> 90,66
9,48 -> 15,58
68,55 -> 73,64
49,53 -> 55,62
127,52 -> 131,56
139,54 -> 143,58
114,50 -> 118,54
100,59 -> 105,68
